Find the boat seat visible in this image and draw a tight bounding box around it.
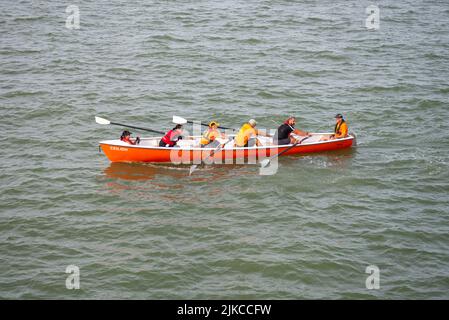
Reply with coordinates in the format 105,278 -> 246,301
257,136 -> 272,146
139,139 -> 159,147
177,139 -> 200,148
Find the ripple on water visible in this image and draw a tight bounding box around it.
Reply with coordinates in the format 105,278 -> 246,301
1,0 -> 449,299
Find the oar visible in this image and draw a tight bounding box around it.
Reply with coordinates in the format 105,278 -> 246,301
259,136 -> 310,168
95,116 -> 165,135
173,115 -> 237,131
189,138 -> 234,175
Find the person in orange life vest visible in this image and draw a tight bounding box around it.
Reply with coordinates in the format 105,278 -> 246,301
159,124 -> 184,147
234,119 -> 271,147
120,130 -> 140,145
200,121 -> 226,148
273,116 -> 311,145
320,113 -> 349,141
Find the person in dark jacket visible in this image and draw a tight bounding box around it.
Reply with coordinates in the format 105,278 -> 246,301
273,116 -> 310,145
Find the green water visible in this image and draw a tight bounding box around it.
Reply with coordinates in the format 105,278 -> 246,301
1,0 -> 449,299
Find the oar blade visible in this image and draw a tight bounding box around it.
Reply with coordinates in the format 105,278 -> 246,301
189,165 -> 198,175
259,159 -> 270,168
173,115 -> 188,124
95,116 -> 110,125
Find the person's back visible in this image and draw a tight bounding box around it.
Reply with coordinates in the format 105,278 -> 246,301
235,123 -> 256,147
159,124 -> 183,147
273,123 -> 294,145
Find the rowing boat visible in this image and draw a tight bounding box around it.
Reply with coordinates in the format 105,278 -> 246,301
99,133 -> 355,163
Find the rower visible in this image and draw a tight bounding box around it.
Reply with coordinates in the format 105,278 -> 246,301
332,113 -> 348,139
320,113 -> 348,141
273,116 -> 310,145
120,130 -> 140,145
200,121 -> 226,148
159,124 -> 184,147
235,119 -> 271,147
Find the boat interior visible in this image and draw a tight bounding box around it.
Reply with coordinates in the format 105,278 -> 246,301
121,133 -> 336,149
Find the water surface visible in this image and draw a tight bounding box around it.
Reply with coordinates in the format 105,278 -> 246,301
1,0 -> 449,299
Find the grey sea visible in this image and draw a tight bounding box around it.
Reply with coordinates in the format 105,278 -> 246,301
1,0 -> 449,299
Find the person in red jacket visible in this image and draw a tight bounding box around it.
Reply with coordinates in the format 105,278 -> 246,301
159,124 -> 184,147
120,130 -> 140,145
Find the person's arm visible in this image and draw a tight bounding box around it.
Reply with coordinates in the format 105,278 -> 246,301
124,137 -> 136,145
175,130 -> 194,140
210,131 -> 218,141
342,123 -> 348,137
293,128 -> 310,136
130,136 -> 141,145
255,129 -> 272,137
170,132 -> 182,142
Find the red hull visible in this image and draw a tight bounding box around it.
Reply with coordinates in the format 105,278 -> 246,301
99,136 -> 354,163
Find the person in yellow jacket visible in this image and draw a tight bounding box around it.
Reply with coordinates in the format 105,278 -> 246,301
320,113 -> 349,141
235,119 -> 271,147
200,121 -> 226,148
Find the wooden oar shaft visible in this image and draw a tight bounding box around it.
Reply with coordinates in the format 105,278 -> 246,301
270,136 -> 310,160
111,122 -> 165,135
186,120 -> 236,131
205,139 -> 233,161
189,138 -> 234,175
272,142 -> 300,159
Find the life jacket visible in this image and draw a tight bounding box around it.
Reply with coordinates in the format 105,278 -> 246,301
161,129 -> 178,146
235,123 -> 256,147
121,136 -> 135,145
334,120 -> 348,137
200,128 -> 219,145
